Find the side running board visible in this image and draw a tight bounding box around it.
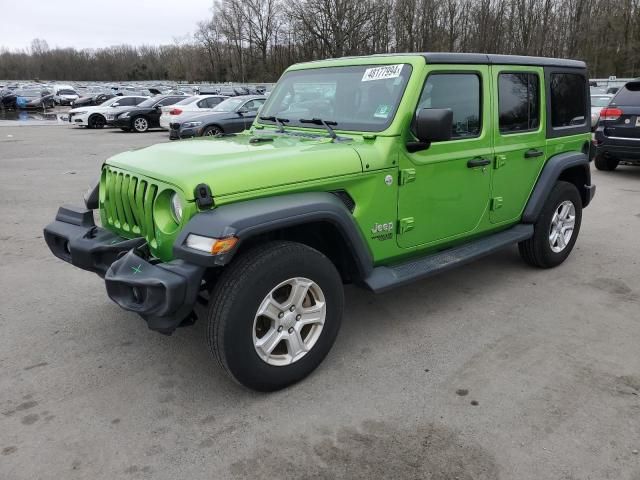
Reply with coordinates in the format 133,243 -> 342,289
364,224 -> 534,293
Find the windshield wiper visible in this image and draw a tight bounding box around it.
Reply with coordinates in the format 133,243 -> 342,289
299,118 -> 337,139
259,115 -> 290,133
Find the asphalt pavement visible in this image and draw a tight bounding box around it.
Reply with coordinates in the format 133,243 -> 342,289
1,124 -> 639,479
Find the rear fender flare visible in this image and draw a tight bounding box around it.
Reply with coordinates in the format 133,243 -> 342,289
522,152 -> 592,223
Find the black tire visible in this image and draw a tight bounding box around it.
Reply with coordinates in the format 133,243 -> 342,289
201,125 -> 222,137
518,181 -> 582,268
88,114 -> 106,129
594,154 -> 619,171
207,241 -> 344,392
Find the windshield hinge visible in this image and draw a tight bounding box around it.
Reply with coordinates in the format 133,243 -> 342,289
399,168 -> 416,185
399,217 -> 415,234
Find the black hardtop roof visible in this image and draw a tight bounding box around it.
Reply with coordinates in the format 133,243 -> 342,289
422,52 -> 585,68
327,52 -> 586,69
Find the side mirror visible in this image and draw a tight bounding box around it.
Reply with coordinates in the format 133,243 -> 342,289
237,108 -> 248,115
414,108 -> 453,143
111,103 -> 120,107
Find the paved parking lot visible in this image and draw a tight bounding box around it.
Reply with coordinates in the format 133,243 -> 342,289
1,125 -> 639,479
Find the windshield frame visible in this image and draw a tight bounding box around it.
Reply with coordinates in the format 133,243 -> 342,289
256,63 -> 413,133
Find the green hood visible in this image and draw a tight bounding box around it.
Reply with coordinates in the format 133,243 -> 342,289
105,134 -> 364,199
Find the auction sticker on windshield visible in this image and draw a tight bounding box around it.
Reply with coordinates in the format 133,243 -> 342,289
362,64 -> 404,82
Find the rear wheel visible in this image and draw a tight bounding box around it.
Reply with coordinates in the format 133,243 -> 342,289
132,116 -> 149,133
594,154 -> 619,171
202,125 -> 222,137
518,181 -> 582,268
207,241 -> 344,391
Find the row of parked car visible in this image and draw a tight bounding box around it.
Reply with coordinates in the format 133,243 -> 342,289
0,82 -> 270,111
65,93 -> 268,139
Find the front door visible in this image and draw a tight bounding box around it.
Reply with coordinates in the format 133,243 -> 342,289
397,66 -> 493,248
490,66 -> 546,223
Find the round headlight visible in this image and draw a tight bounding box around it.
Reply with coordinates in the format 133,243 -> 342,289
170,192 -> 183,223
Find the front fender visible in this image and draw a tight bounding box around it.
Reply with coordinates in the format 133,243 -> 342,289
172,192 -> 373,278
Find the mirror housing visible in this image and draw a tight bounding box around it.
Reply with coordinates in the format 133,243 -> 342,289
111,103 -> 119,107
414,108 -> 453,143
237,108 -> 248,115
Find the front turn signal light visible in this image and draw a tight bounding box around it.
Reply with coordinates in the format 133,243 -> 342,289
185,234 -> 238,255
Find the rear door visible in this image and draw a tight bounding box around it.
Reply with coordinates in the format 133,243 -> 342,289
490,66 -> 546,224
603,81 -> 640,139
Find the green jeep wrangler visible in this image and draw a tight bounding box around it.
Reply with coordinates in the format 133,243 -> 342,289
45,53 -> 595,391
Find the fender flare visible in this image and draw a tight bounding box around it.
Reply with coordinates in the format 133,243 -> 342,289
522,151 -> 593,223
173,192 -> 373,278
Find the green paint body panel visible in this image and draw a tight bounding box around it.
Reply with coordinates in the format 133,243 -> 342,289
98,54 -> 590,265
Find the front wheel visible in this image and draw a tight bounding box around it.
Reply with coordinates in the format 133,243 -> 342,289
89,114 -> 106,129
518,181 -> 582,268
201,125 -> 222,137
207,241 -> 344,391
132,116 -> 149,133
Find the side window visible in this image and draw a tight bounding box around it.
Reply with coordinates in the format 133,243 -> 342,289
415,73 -> 481,139
243,99 -> 264,112
118,98 -> 133,106
207,97 -> 223,107
498,72 -> 540,134
197,99 -> 209,108
550,73 -> 587,127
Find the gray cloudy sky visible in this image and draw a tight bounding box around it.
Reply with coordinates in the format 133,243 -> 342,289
0,0 -> 213,51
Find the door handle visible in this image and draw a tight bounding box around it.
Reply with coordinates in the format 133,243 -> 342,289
467,157 -> 491,168
524,149 -> 544,158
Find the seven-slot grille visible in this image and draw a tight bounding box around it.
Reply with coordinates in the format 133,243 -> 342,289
102,166 -> 158,245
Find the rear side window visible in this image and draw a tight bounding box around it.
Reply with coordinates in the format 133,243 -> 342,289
416,73 -> 481,139
550,73 -> 587,127
498,72 -> 540,133
612,82 -> 640,105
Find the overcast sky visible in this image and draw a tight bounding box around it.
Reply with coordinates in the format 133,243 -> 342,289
0,0 -> 213,51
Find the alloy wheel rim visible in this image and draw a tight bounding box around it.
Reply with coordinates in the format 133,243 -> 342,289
205,128 -> 219,136
134,118 -> 147,131
252,277 -> 326,366
548,200 -> 576,253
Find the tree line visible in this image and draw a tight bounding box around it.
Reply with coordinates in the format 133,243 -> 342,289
1,0 -> 638,82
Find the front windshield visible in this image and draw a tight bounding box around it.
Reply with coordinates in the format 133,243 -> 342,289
258,64 -> 412,132
58,89 -> 76,95
591,96 -> 611,107
212,97 -> 244,112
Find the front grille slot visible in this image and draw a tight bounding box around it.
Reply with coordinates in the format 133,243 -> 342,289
103,167 -> 158,245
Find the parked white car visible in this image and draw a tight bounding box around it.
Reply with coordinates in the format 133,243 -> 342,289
67,96 -> 148,129
53,85 -> 80,106
590,94 -> 613,128
159,95 -> 228,130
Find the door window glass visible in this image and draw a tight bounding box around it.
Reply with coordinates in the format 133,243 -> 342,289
415,73 -> 481,139
498,72 -> 540,134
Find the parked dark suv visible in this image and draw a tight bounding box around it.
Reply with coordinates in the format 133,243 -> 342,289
594,79 -> 640,170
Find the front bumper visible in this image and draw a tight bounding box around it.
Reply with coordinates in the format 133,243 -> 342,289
44,205 -> 204,334
169,127 -> 197,140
